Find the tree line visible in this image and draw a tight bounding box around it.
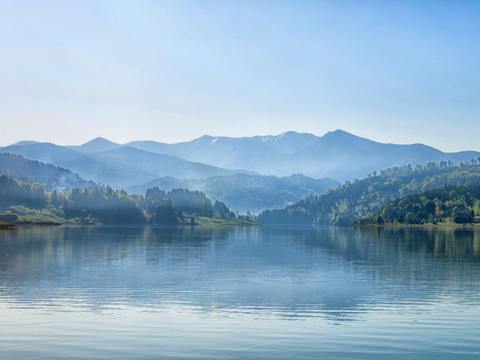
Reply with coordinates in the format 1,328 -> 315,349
0,174 -> 234,225
363,185 -> 480,225
258,160 -> 480,225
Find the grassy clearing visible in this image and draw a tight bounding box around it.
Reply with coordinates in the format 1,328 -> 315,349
0,207 -> 256,228
6,206 -> 67,225
188,216 -> 256,227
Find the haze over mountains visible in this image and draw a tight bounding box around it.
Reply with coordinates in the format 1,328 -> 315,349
128,173 -> 338,213
0,153 -> 95,191
1,141 -> 233,188
2,129 -> 479,212
123,130 -> 479,180
3,129 -> 480,183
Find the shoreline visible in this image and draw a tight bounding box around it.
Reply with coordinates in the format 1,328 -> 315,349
0,218 -> 257,230
354,223 -> 480,230
0,222 -> 16,229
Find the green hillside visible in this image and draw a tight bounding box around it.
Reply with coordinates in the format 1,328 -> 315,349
363,185 -> 480,225
0,174 -> 239,226
258,160 -> 480,225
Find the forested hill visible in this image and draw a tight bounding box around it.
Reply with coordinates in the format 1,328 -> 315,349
258,160 -> 480,226
0,174 -> 237,225
363,185 -> 480,225
0,153 -> 96,190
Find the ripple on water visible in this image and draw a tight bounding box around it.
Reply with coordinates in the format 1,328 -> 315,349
0,226 -> 479,359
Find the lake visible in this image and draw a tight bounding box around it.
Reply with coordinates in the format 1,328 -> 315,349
0,226 -> 479,359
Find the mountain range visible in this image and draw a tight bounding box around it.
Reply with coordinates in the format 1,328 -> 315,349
0,142 -> 234,188
2,129 -> 479,212
123,130 -> 479,180
50,130 -> 480,180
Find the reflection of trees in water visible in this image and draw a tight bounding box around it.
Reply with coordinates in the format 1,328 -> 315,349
0,226 -> 479,320
289,227 -> 480,262
0,226 -> 236,270
288,226 -> 480,295
0,226 -> 237,305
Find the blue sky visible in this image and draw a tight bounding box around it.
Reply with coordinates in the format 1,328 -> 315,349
1,0 -> 479,151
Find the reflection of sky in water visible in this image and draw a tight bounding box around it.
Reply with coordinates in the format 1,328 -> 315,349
0,226 -> 479,317
0,226 -> 479,359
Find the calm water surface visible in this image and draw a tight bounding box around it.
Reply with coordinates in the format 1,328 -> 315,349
0,226 -> 479,359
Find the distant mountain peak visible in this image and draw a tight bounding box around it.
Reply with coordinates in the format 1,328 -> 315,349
323,129 -> 356,138
192,135 -> 215,143
273,130 -> 316,139
76,137 -> 120,153
82,137 -> 117,146
7,140 -> 40,147
320,129 -> 378,147
279,130 -> 309,136
275,131 -> 298,138
254,131 -> 317,143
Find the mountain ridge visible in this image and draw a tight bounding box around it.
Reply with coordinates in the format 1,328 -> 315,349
124,130 -> 480,180
0,152 -> 96,191
3,129 -> 479,182
0,142 -> 235,189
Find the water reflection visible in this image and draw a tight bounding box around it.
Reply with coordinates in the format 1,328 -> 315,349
0,226 -> 479,320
